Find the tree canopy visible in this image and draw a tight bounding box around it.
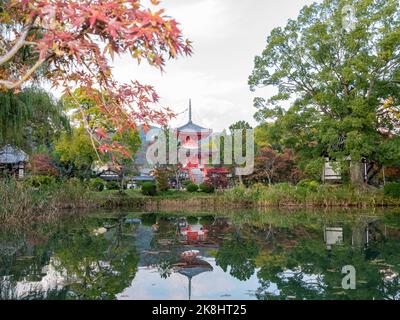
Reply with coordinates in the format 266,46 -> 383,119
53,126 -> 97,176
249,0 -> 400,182
0,0 -> 192,159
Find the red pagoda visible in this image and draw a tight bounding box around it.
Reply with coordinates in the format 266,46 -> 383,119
176,100 -> 213,184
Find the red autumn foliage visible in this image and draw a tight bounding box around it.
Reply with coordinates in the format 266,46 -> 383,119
247,147 -> 302,184
205,168 -> 230,189
29,153 -> 59,176
0,0 -> 192,158
385,166 -> 400,180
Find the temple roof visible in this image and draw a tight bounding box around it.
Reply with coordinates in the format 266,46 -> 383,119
0,144 -> 28,164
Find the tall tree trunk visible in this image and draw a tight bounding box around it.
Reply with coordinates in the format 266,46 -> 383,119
118,168 -> 125,192
350,161 -> 364,186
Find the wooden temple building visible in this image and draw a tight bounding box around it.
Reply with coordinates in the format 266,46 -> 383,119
0,144 -> 28,178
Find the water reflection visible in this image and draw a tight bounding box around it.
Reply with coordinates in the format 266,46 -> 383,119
0,210 -> 399,300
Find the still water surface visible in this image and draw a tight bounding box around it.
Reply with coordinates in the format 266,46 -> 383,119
1,210 -> 399,300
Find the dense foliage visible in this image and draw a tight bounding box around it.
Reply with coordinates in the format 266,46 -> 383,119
89,178 -> 105,192
186,183 -> 199,193
0,87 -> 69,151
199,182 -> 215,194
384,182 -> 400,198
106,181 -> 120,190
249,0 -> 400,184
205,170 -> 229,189
53,127 -> 98,177
141,182 -> 157,196
28,153 -> 58,176
153,166 -> 170,192
247,147 -> 302,185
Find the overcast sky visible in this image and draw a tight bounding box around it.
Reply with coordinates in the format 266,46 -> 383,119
112,0 -> 320,131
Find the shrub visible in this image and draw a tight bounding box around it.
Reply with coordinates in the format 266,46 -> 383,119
186,183 -> 199,192
29,153 -> 59,176
25,175 -> 56,188
384,182 -> 400,198
304,158 -> 324,181
106,181 -> 120,190
199,183 -> 215,193
89,178 -> 105,192
141,182 -> 157,196
182,180 -> 192,187
205,170 -> 229,189
297,179 -> 320,192
134,181 -> 144,188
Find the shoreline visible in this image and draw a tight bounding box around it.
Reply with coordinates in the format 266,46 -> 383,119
2,184 -> 400,226
60,190 -> 400,211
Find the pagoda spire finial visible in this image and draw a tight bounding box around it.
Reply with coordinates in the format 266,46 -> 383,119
189,99 -> 192,122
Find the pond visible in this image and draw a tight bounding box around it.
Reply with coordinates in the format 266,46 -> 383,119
0,209 -> 399,300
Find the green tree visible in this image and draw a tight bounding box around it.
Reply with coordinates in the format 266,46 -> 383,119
249,0 -> 400,185
229,121 -> 252,133
153,166 -> 170,192
254,123 -> 273,150
53,127 -> 98,178
111,128 -> 141,190
57,88 -> 141,182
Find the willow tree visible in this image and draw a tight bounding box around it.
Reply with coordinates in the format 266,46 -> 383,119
0,86 -> 69,151
249,0 -> 400,185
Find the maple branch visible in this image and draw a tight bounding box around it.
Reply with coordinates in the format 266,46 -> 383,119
68,89 -> 102,162
83,115 -> 103,163
80,59 -> 117,123
0,57 -> 47,90
0,22 -> 35,67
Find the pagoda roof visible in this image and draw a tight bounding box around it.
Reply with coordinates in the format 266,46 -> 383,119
176,99 -> 211,133
177,120 -> 209,132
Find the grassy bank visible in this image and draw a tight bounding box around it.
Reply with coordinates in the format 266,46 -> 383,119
90,183 -> 400,211
223,183 -> 400,208
1,179 -> 400,225
0,179 -> 92,225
